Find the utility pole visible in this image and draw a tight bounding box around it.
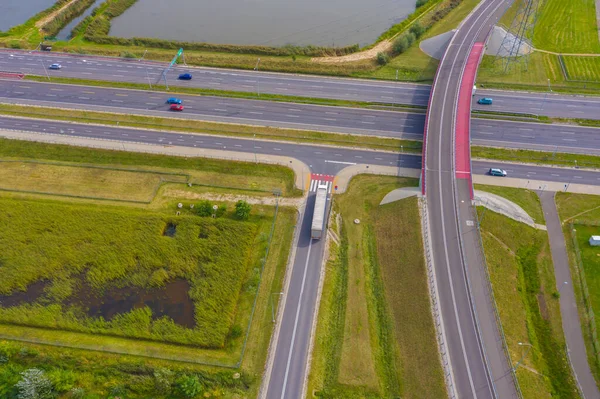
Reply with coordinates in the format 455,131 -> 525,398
253,134 -> 257,163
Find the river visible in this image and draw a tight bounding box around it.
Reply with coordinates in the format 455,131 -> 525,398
0,0 -> 56,31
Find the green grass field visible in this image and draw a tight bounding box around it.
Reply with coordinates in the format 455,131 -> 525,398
534,0 -> 600,54
481,208 -> 579,398
474,184 -> 545,224
307,175 -> 445,398
556,192 -> 600,386
562,56 -> 600,81
0,138 -> 298,398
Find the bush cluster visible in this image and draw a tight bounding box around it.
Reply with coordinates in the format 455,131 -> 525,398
41,0 -> 97,36
391,22 -> 427,56
85,16 -> 110,36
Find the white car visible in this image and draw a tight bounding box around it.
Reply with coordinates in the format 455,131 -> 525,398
49,63 -> 61,70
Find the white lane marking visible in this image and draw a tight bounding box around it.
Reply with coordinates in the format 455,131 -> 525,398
274,148 -> 281,151
288,108 -> 302,112
234,144 -> 242,147
280,237 -> 313,399
562,138 -> 577,142
285,114 -> 300,118
78,97 -> 90,100
309,180 -> 316,192
574,176 -> 583,179
361,121 -> 375,124
325,112 -> 338,115
214,109 -> 227,112
324,160 -> 356,165
254,146 -> 262,149
324,118 -> 337,121
248,111 -> 263,115
215,142 -> 223,145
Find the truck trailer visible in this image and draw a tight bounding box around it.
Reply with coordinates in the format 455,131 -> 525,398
311,184 -> 329,239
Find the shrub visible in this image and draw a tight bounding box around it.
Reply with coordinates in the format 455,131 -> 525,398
409,21 -> 426,38
235,200 -> 251,220
416,0 -> 428,7
120,51 -> 136,58
70,388 -> 85,399
9,41 -> 21,49
85,17 -> 110,36
376,52 -> 389,65
104,0 -> 138,19
393,35 -> 410,54
216,204 -> 227,218
16,368 -> 54,399
176,375 -> 202,398
197,200 -> 213,217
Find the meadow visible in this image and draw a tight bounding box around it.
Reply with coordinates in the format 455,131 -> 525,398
307,175 -> 446,398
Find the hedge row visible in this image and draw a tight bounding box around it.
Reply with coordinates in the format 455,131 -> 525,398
83,35 -> 360,56
104,0 -> 138,19
42,0 -> 98,36
85,16 -> 110,36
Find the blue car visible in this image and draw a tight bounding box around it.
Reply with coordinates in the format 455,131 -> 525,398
48,63 -> 61,70
477,97 -> 493,105
178,73 -> 192,80
166,97 -> 182,104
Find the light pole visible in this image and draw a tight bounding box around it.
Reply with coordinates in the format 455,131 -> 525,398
254,58 -> 261,97
253,134 -> 257,163
559,281 -> 568,293
271,292 -> 283,323
513,342 -> 532,371
539,78 -> 552,115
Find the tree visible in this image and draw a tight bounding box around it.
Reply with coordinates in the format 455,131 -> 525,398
235,200 -> 251,220
154,368 -> 173,394
376,52 -> 389,65
409,21 -> 426,38
197,200 -> 213,217
15,368 -> 54,399
393,35 -> 409,54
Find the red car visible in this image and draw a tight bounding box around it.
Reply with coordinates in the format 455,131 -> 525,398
170,104 -> 184,111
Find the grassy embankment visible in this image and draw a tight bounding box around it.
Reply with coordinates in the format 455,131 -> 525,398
0,138 -> 297,398
556,193 -> 600,386
478,0 -> 600,94
307,175 -> 446,398
479,192 -> 579,398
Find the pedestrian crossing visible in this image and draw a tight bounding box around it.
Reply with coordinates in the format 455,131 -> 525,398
309,174 -> 335,193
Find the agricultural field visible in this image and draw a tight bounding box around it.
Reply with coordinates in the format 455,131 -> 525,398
479,200 -> 579,398
0,139 -> 298,398
534,0 -> 600,54
562,56 -> 600,81
556,193 -> 600,386
307,175 -> 446,398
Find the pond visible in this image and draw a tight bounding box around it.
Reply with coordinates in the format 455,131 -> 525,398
55,0 -> 104,40
110,0 -> 417,47
0,0 -> 56,31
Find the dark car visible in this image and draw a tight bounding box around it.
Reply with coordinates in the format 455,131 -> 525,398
166,97 -> 182,104
178,73 -> 192,80
170,104 -> 184,111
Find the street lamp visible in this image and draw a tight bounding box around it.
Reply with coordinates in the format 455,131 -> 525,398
254,58 -> 261,96
253,134 -> 257,163
559,281 -> 568,293
513,342 -> 533,371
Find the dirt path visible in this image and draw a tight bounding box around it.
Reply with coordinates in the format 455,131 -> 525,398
311,39 -> 392,63
36,0 -> 79,29
163,188 -> 305,208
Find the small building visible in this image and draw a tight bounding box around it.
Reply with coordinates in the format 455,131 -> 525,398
589,236 -> 600,246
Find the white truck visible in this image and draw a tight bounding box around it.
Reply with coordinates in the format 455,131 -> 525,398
311,184 -> 328,239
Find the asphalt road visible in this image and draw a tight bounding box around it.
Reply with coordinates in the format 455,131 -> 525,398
2,80 -> 600,155
265,194 -> 325,399
3,116 -> 599,185
1,49 -> 599,120
424,0 -> 516,398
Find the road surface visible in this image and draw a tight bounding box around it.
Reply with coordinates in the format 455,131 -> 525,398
1,81 -> 600,154
1,49 -> 599,120
423,0 -> 517,397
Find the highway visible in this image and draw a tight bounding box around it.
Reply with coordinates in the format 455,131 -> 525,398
423,0 -> 516,398
3,116 -> 600,185
1,49 -> 599,120
2,80 -> 600,155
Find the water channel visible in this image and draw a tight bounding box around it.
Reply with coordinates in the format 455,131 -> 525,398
110,0 -> 417,47
0,0 -> 56,31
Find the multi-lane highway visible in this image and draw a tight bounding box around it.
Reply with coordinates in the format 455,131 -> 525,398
3,116 -> 599,186
1,49 -> 599,120
424,0 -> 517,398
2,80 -> 600,155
